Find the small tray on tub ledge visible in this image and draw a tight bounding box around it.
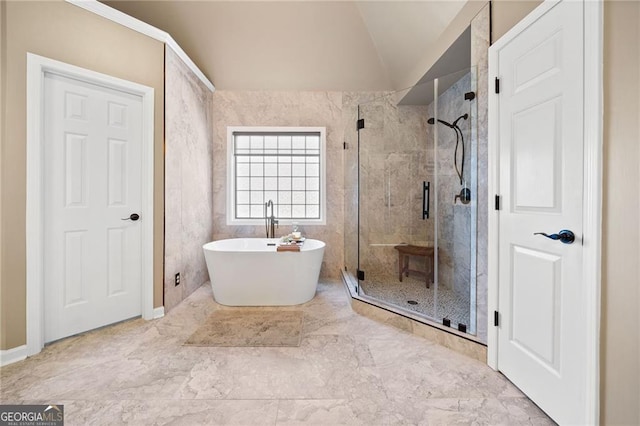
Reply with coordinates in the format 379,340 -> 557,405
280,236 -> 306,244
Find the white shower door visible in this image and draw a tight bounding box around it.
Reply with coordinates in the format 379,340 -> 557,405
43,72 -> 144,342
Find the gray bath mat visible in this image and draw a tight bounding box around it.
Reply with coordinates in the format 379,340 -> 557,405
184,310 -> 303,347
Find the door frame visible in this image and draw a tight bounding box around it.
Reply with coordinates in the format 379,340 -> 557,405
487,0 -> 603,423
26,53 -> 155,356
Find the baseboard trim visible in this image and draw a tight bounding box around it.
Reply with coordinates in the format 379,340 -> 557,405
152,307 -> 165,319
0,345 -> 27,367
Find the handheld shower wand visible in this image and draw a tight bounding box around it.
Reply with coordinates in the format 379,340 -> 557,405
428,113 -> 471,204
427,113 -> 468,186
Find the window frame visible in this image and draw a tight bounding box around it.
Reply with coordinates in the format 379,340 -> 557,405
226,126 -> 327,226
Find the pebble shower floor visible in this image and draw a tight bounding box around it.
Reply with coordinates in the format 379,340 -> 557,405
358,272 -> 471,331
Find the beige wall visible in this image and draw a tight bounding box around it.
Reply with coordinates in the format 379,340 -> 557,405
492,0 -> 640,424
0,0 -> 165,350
399,1 -> 488,90
491,0 -> 543,42
106,0 -> 393,91
602,3 -> 640,424
0,0 -> 5,351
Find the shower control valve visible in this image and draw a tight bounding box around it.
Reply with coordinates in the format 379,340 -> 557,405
454,188 -> 471,205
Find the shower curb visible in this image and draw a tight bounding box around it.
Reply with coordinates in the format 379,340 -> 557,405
341,270 -> 487,363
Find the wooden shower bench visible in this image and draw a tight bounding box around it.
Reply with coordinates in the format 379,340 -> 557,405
393,244 -> 434,288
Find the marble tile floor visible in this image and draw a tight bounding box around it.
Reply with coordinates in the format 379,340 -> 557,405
359,274 -> 471,331
0,281 -> 553,425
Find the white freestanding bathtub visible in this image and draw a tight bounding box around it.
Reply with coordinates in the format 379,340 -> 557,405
202,238 -> 325,306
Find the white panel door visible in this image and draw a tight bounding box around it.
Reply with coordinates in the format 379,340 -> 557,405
43,72 -> 143,342
494,1 -> 586,424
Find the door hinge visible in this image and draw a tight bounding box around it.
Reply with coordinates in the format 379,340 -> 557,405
357,118 -> 365,130
357,270 -> 365,280
494,311 -> 499,327
494,195 -> 501,210
494,77 -> 500,94
343,141 -> 348,150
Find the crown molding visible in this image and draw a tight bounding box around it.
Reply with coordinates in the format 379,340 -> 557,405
65,0 -> 215,92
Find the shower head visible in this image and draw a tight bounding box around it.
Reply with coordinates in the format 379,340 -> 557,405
428,114 -> 468,129
452,113 -> 469,127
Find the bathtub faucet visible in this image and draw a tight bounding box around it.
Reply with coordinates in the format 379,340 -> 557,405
264,199 -> 278,238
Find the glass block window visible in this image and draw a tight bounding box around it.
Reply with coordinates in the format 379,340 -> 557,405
227,127 -> 326,224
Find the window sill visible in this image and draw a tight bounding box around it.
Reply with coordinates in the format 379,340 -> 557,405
226,218 -> 326,227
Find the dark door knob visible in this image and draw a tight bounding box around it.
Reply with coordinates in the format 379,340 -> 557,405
534,229 -> 575,244
122,213 -> 140,221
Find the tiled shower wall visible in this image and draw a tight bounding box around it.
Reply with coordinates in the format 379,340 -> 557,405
343,93 -> 363,279
428,72 -> 474,296
352,76 -> 473,295
164,47 -> 214,312
357,96 -> 433,277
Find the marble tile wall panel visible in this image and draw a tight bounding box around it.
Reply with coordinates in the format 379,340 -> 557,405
211,91 -> 345,279
343,93 -> 363,279
164,47 -> 214,312
453,202 -> 472,295
431,72 -> 474,298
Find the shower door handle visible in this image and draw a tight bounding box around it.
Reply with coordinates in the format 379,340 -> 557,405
422,181 -> 430,220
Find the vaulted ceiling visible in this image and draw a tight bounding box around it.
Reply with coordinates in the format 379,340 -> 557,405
102,1 -> 467,91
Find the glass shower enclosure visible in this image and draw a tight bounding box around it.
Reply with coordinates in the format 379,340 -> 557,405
345,67 -> 478,336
